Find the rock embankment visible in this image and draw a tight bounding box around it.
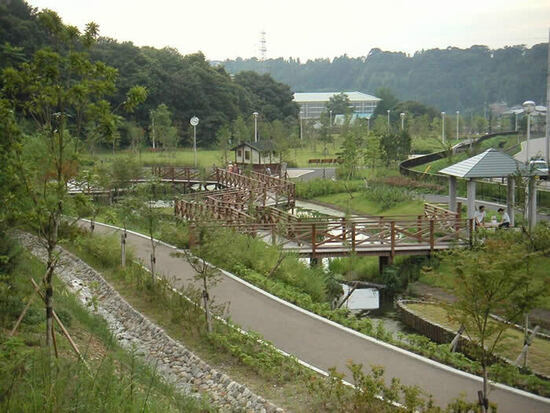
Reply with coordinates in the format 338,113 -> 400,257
17,232 -> 282,413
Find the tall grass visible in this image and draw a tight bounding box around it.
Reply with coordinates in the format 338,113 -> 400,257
0,238 -> 213,413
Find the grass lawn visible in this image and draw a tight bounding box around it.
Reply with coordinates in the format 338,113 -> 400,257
420,255 -> 550,310
412,134 -> 521,174
314,192 -> 425,216
404,302 -> 550,377
90,137 -> 346,169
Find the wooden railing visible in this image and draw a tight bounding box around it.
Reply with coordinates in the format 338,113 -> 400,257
174,199 -> 253,224
424,202 -> 461,220
151,166 -> 215,182
204,216 -> 473,258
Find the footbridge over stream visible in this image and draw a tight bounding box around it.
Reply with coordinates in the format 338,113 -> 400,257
165,166 -> 473,267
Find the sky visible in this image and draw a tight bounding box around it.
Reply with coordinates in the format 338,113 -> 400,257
27,0 -> 550,61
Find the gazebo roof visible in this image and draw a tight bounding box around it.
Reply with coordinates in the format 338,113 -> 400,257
231,140 -> 276,152
439,148 -> 529,178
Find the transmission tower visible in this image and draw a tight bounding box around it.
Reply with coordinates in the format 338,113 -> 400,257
259,30 -> 267,62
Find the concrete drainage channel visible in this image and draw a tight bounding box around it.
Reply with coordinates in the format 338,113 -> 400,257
15,232 -> 282,413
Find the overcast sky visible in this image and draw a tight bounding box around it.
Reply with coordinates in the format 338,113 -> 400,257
28,0 -> 550,61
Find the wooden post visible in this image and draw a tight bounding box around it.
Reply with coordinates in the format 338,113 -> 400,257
351,223 -> 356,252
9,295 -> 35,336
30,279 -> 89,370
417,215 -> 422,241
429,219 -> 435,253
390,221 -> 395,263
341,217 -> 346,241
121,232 -> 126,268
514,325 -> 540,367
311,223 -> 317,259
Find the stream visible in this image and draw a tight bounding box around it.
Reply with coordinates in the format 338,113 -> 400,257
292,201 -> 413,337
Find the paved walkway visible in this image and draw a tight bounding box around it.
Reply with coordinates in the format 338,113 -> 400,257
90,222 -> 550,412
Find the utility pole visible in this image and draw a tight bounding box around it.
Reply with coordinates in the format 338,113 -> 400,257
190,116 -> 199,167
546,28 -> 550,169
456,110 -> 460,140
150,110 -> 156,149
441,112 -> 446,144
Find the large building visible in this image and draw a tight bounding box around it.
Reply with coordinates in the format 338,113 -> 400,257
293,91 -> 381,120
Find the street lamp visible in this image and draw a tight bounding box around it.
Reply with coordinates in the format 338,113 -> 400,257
441,112 -> 446,144
387,109 -> 391,131
253,111 -> 259,142
456,111 -> 460,140
400,112 -> 405,130
329,109 -> 333,129
523,100 -> 536,164
190,116 -> 199,167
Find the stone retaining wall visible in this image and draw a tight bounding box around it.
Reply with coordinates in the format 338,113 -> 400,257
397,300 -> 468,351
17,232 -> 282,413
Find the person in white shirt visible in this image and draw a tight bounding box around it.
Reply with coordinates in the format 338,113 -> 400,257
497,208 -> 511,229
474,205 -> 486,228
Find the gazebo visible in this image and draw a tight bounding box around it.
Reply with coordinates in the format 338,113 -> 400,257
439,148 -> 542,230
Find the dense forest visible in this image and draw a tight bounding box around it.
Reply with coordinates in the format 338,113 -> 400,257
223,45 -> 548,113
0,0 -> 299,147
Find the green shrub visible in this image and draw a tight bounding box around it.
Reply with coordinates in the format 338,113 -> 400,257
74,233 -> 131,269
362,182 -> 413,211
198,227 -> 330,302
296,179 -> 364,199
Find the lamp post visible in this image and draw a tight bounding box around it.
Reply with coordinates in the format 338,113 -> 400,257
515,112 -> 518,132
253,111 -> 259,142
150,110 -> 156,149
387,109 -> 391,131
329,109 -> 333,129
299,115 -> 303,140
441,112 -> 446,144
190,116 -> 199,167
400,112 -> 405,130
456,110 -> 460,140
523,101 -> 535,164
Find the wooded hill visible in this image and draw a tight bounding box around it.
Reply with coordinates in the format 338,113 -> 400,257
223,44 -> 548,113
0,0 -> 299,147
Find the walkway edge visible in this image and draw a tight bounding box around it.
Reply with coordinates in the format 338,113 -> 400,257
84,219 -> 550,405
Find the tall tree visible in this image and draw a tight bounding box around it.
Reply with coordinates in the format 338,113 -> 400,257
149,103 -> 178,150
446,236 -> 546,412
327,92 -> 352,115
1,11 -> 144,348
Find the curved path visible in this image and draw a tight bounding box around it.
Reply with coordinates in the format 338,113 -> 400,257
89,221 -> 550,412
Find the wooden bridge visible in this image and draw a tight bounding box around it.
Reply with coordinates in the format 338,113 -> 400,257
198,206 -> 471,261
154,166 -> 295,209
173,167 -> 471,264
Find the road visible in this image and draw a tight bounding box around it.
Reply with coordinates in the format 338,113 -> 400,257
515,136 -> 549,163
89,222 -> 550,412
287,167 -> 336,181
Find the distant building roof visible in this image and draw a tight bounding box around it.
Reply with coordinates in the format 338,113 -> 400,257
293,91 -> 380,103
439,148 -> 534,178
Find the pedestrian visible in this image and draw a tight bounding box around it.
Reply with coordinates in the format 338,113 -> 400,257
265,166 -> 271,176
474,205 -> 486,228
497,208 -> 510,229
